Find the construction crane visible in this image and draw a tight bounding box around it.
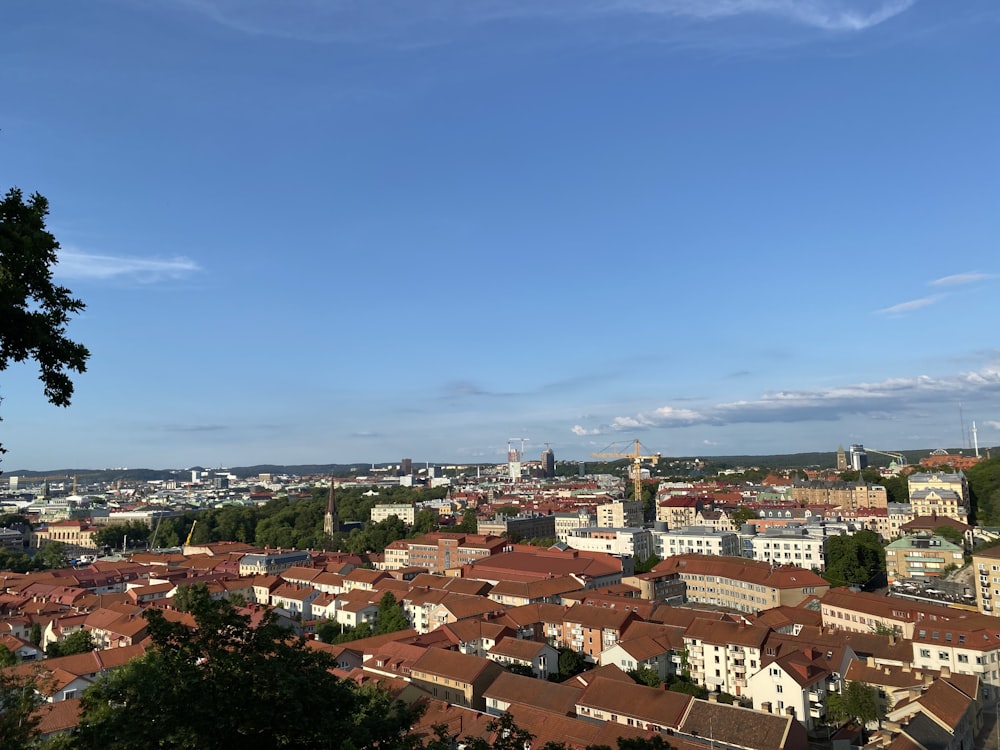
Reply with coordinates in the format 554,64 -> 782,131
591,440 -> 661,504
868,449 -> 908,469
508,437 -> 530,459
184,520 -> 197,547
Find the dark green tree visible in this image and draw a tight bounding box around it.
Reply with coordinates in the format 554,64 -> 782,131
823,530 -> 885,589
0,669 -> 41,750
464,712 -> 534,750
29,622 -> 41,646
456,508 -> 479,533
73,597 -> 421,750
0,186 -> 90,463
46,628 -> 96,658
826,680 -> 882,733
730,506 -> 759,527
0,644 -> 15,667
35,541 -> 68,570
171,582 -> 211,613
932,525 -> 964,546
557,647 -> 587,679
411,508 -> 438,535
628,666 -> 662,688
376,592 -> 410,635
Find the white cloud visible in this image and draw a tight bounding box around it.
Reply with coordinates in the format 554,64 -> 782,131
173,0 -> 914,44
931,272 -> 995,287
984,420 -> 1000,431
875,295 -> 943,315
56,249 -> 202,284
573,363 -> 1000,435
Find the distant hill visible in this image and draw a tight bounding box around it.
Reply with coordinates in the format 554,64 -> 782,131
4,447 -> 992,482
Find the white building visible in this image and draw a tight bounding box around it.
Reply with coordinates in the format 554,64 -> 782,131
748,525 -> 829,572
370,504 -> 416,524
597,500 -> 642,529
652,526 -> 740,559
566,527 -> 654,561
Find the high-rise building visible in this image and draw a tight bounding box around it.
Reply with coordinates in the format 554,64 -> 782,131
541,448 -> 556,478
849,444 -> 868,471
400,458 -> 413,476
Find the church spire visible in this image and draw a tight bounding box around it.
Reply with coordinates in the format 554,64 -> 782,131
323,478 -> 338,536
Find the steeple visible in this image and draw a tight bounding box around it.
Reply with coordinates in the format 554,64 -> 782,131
323,478 -> 338,536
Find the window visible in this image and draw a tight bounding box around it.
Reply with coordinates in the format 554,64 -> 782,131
920,649 -> 931,658
776,685 -> 783,693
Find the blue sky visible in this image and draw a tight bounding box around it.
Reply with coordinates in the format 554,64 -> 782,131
2,0 -> 999,471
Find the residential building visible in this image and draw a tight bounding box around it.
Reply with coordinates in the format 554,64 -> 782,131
597,500 -> 642,529
683,618 -> 769,697
653,526 -> 739,559
655,496 -> 702,528
790,481 -> 887,511
566,527 -> 654,561
748,645 -> 834,730
556,604 -> 638,662
487,636 -> 558,679
477,513 -> 556,541
748,526 -> 828,572
409,648 -> 505,710
652,554 -> 829,613
621,570 -> 685,605
238,549 -> 311,577
369,504 -> 416,525
973,545 -> 1000,616
553,511 -> 596,543
885,534 -> 964,583
383,533 -> 508,573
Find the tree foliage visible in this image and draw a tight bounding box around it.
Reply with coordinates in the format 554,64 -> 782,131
376,592 -> 410,635
45,628 -> 96,658
968,456 -> 1000,525
823,530 -> 885,589
73,597 -> 421,750
826,680 -> 882,729
0,186 -> 90,463
0,668 -> 41,750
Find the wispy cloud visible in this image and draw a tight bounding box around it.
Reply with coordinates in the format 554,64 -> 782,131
173,0 -> 915,45
875,294 -> 943,315
572,363 -> 1000,435
931,271 -> 996,287
56,248 -> 202,284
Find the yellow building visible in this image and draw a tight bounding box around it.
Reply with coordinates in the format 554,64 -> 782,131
32,521 -> 99,549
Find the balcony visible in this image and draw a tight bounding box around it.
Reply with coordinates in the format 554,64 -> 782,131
810,706 -> 823,719
808,691 -> 821,703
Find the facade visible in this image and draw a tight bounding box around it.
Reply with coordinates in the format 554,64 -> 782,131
790,481 -> 887,511
409,648 -> 505,710
748,526 -> 828,572
596,500 -> 642,529
652,526 -> 740,559
748,647 -> 833,731
655,496 -> 702,528
566,527 -> 654,561
477,513 -> 556,542
238,549 -> 311,576
32,522 -> 99,549
381,533 -> 507,573
369,504 -> 416,525
885,534 -> 964,583
553,511 -> 596,543
653,554 -> 829,614
683,619 -> 769,696
972,545 -> 1000,616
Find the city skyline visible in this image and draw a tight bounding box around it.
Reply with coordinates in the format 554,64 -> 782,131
2,1 -> 999,471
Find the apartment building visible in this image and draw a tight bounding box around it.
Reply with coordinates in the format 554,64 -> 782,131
653,554 -> 829,614
821,587 -> 1000,698
555,604 -> 638,662
597,500 -> 642,529
477,513 -> 556,541
652,526 -> 740,558
790,481 -> 888,511
238,549 -> 311,576
553,511 -> 595,542
747,646 -> 834,730
380,533 -> 507,573
369,503 -> 416,524
972,545 -> 1000,616
682,619 -> 769,697
566,527 -> 654,561
409,648 -> 505,710
655,496 -> 702,528
748,526 -> 828,572
885,534 -> 964,583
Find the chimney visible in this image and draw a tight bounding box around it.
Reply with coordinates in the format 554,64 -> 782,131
761,701 -> 772,713
708,693 -> 718,703
940,666 -> 950,678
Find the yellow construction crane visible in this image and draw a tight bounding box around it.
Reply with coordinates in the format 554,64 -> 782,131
591,440 -> 661,504
184,520 -> 197,547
